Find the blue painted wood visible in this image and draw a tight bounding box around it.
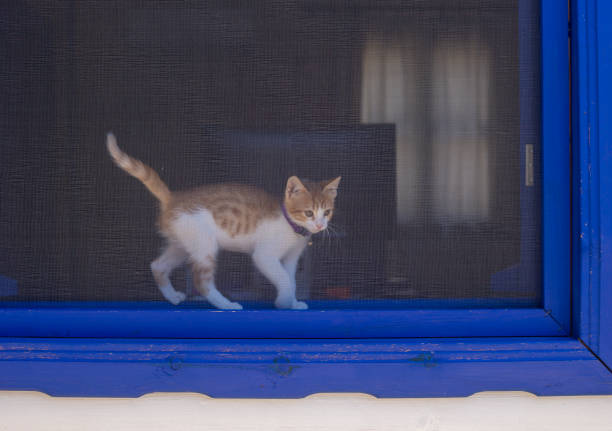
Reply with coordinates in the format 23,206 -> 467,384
541,0 -> 571,333
0,337 -> 610,397
594,0 -> 612,367
571,0 -> 594,344
570,0 -> 612,370
0,305 -> 565,338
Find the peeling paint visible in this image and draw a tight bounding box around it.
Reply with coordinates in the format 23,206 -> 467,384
409,353 -> 437,368
271,356 -> 300,377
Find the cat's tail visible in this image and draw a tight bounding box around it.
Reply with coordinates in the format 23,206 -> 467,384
106,133 -> 171,207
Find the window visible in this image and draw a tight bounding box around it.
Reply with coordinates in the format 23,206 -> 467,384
1,0 -> 611,397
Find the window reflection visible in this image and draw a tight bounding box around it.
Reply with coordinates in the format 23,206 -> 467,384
362,33 -> 492,225
432,39 -> 491,223
361,34 -> 419,225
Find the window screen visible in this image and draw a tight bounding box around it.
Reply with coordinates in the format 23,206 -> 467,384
0,0 -> 541,308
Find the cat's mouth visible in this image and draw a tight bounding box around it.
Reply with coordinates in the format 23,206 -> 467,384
310,226 -> 326,234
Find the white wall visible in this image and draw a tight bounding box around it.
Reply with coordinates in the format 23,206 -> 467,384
1,391 -> 611,431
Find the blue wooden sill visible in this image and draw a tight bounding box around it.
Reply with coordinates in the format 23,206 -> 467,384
1,337 -> 610,398
0,302 -> 566,338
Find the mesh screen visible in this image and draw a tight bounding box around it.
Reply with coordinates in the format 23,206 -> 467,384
0,0 -> 541,307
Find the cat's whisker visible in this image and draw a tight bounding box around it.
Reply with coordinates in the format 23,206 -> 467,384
327,222 -> 345,237
324,227 -> 332,245
326,224 -> 339,237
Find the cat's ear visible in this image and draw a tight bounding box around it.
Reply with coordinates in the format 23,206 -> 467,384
322,176 -> 341,198
286,176 -> 306,200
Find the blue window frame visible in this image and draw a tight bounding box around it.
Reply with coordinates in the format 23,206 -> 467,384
1,0 -> 612,397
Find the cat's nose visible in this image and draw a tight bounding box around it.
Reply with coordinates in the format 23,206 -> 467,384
315,222 -> 325,230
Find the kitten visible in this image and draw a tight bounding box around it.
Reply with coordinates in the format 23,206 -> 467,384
106,133 -> 340,310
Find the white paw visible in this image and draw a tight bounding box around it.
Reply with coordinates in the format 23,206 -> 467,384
292,300 -> 308,310
275,298 -> 292,309
189,295 -> 242,309
220,301 -> 243,310
276,298 -> 308,310
164,290 -> 186,305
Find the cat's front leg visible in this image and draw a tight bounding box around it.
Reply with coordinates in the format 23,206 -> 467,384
252,249 -> 306,310
281,244 -> 308,310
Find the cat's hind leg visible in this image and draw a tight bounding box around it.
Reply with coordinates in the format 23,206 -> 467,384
191,259 -> 242,310
172,213 -> 242,310
151,243 -> 188,305
191,264 -> 242,310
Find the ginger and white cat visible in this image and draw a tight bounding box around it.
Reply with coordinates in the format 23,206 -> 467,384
106,133 -> 340,310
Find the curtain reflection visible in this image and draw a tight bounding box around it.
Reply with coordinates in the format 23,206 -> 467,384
432,39 -> 491,223
361,33 -> 491,224
361,34 -> 419,225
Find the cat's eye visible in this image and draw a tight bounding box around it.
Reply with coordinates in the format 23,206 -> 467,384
324,209 -> 331,216
304,210 -> 314,218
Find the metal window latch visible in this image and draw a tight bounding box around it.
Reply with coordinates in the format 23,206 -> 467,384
526,144 -> 534,186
